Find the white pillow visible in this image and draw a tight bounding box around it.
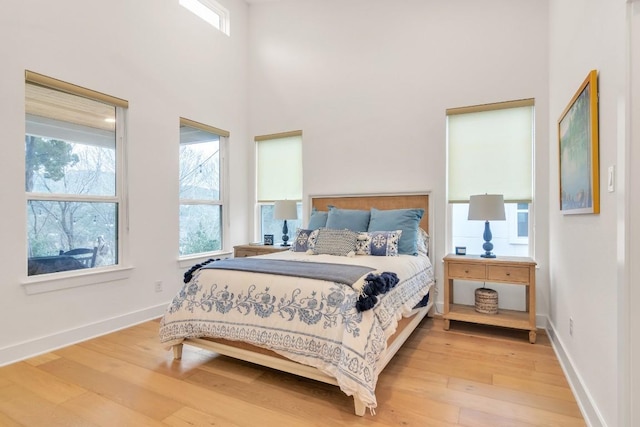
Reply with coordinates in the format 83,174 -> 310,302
416,227 -> 430,256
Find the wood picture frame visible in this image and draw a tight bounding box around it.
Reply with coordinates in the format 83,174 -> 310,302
558,69 -> 600,214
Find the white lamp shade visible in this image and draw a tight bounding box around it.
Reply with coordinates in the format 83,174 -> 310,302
468,194 -> 506,221
273,200 -> 298,220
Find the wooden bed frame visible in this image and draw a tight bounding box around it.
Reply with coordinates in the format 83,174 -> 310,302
172,193 -> 433,416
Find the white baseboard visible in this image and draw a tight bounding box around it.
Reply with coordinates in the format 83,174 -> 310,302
0,303 -> 167,367
546,317 -> 607,427
434,301 -> 445,317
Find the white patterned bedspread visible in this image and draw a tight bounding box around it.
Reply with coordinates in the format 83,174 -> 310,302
159,251 -> 434,410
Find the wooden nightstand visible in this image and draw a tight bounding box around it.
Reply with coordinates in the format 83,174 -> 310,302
233,244 -> 290,258
443,254 -> 537,343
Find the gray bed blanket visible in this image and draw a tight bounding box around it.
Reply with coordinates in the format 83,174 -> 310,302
200,258 -> 374,287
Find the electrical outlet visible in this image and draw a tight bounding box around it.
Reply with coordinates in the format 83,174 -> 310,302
154,281 -> 163,292
569,318 -> 574,337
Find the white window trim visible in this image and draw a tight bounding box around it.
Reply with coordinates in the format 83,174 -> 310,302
254,201 -> 269,242
21,266 -> 134,295
507,203 -> 530,245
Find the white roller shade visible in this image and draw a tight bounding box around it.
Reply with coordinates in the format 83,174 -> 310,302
256,132 -> 302,202
447,101 -> 534,203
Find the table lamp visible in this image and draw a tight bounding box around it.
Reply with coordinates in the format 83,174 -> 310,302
273,200 -> 298,247
467,194 -> 506,258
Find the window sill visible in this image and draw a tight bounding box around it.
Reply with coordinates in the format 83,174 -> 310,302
21,265 -> 133,295
508,240 -> 529,245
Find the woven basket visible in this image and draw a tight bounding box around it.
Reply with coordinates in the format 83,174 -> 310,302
475,288 -> 498,314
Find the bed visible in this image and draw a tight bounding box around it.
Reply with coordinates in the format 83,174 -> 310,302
159,193 -> 434,416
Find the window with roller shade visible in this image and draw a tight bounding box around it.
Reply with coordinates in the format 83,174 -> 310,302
25,71 -> 128,276
255,131 -> 302,243
447,99 -> 534,256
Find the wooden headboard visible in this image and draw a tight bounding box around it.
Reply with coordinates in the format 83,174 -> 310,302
310,193 -> 430,232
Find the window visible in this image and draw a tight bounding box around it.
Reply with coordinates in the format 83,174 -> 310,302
25,71 -> 127,276
179,0 -> 230,36
255,131 -> 303,243
447,99 -> 534,257
179,118 -> 228,257
515,203 -> 529,238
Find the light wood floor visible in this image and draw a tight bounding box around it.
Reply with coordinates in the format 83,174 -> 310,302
0,317 -> 585,426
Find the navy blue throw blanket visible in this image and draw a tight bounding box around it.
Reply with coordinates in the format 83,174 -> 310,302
183,258 -> 399,312
355,271 -> 400,312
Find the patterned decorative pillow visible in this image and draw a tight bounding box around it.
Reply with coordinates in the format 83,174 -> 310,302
290,228 -> 319,252
356,230 -> 402,256
416,227 -> 430,257
312,228 -> 358,256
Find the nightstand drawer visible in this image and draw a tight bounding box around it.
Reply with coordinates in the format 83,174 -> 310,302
447,262 -> 486,280
487,265 -> 530,283
235,248 -> 259,257
233,244 -> 289,258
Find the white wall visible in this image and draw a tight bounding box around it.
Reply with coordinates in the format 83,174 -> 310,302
248,0 -> 550,322
628,3 -> 640,424
0,0 -> 250,364
548,0 -> 628,425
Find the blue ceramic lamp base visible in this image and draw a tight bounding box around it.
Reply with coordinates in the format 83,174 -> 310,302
480,220 -> 496,258
280,219 -> 290,247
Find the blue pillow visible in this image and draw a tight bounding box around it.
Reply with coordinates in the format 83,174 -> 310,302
368,208 -> 424,255
325,206 -> 370,232
308,208 -> 328,230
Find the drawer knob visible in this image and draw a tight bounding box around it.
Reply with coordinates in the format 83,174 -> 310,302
506,272 -> 511,276
464,269 -> 469,273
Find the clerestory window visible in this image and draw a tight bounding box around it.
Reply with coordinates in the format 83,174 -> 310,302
179,0 -> 230,36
